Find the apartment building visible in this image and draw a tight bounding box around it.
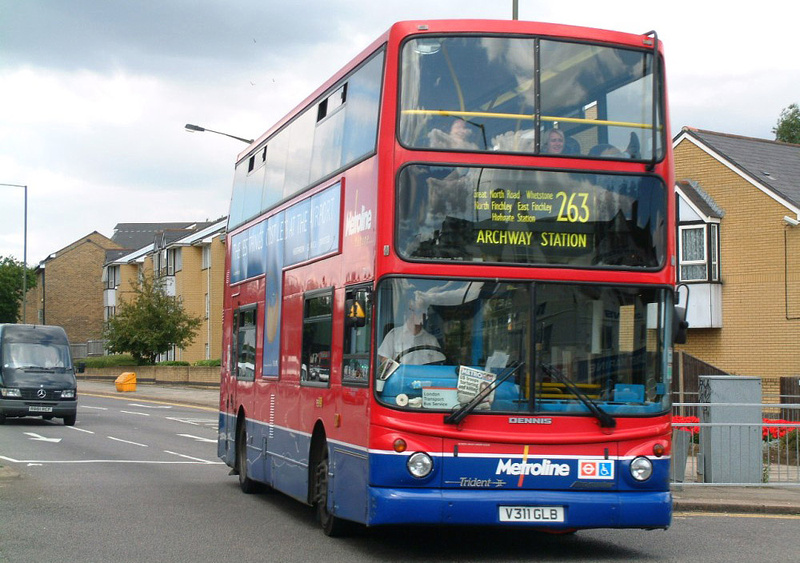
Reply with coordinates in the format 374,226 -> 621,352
103,220 -> 226,363
674,127 -> 800,379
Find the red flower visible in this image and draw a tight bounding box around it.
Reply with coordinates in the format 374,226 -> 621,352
672,415 -> 699,435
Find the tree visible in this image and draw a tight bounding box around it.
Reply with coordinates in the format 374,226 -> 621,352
0,256 -> 37,323
773,103 -> 800,144
103,275 -> 202,364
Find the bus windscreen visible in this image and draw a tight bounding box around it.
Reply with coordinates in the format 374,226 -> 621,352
399,36 -> 662,161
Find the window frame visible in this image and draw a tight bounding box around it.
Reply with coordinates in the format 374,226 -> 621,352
342,284 -> 372,387
301,288 -> 334,388
397,34 -> 665,162
234,305 -> 258,382
678,223 -> 720,283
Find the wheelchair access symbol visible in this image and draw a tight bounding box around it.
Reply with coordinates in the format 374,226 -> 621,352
578,460 -> 614,480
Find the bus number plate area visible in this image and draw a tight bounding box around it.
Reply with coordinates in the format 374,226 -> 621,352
499,506 -> 565,523
29,406 -> 53,413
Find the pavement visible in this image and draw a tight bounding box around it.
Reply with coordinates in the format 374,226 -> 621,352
2,378 -> 799,516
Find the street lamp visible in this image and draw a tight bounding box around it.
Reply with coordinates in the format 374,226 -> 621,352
184,123 -> 253,145
0,183 -> 28,322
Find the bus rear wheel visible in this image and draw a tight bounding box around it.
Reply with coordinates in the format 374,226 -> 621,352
313,443 -> 354,537
236,422 -> 258,494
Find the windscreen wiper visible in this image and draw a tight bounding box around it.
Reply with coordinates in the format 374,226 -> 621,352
444,362 -> 524,425
539,363 -> 616,428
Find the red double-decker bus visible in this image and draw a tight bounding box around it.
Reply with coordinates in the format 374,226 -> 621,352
218,19 -> 679,535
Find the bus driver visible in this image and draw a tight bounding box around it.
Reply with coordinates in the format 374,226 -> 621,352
377,302 -> 446,365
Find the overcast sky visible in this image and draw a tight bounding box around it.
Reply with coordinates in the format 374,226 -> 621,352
1,1 -> 798,264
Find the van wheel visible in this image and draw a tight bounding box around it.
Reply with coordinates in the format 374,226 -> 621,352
0,413 -> 5,425
63,414 -> 76,426
236,422 -> 258,494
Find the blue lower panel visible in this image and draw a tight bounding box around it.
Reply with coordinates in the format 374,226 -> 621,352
368,487 -> 671,530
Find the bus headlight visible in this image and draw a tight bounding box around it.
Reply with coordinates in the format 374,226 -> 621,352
407,452 -> 433,478
630,456 -> 653,481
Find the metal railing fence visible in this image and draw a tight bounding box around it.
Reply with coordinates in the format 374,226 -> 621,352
672,401 -> 800,486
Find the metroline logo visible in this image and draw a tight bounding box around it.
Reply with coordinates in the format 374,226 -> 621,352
495,458 -> 570,477
345,205 -> 372,236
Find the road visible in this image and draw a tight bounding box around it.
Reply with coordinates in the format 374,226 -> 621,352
1,393 -> 798,562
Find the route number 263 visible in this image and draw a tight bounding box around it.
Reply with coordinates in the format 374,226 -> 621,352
555,192 -> 590,223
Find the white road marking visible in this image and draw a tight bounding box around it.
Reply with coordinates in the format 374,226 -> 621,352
120,410 -> 150,416
1,454 -> 221,465
128,403 -> 172,409
164,450 -> 216,463
178,434 -> 216,443
68,426 -> 94,434
23,432 -> 61,443
166,416 -> 217,427
108,436 -> 148,447
3,458 -> 223,465
81,405 -> 108,411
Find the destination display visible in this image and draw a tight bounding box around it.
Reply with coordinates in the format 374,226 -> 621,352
397,165 -> 666,268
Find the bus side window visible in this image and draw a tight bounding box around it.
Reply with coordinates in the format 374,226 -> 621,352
235,307 -> 257,381
343,286 -> 372,385
301,290 -> 333,386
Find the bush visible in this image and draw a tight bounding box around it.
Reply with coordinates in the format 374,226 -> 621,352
156,361 -> 191,366
81,355 -> 138,368
763,419 -> 795,441
193,359 -> 221,367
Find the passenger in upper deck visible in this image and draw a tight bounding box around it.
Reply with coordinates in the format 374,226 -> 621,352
543,128 -> 565,154
427,118 -> 480,150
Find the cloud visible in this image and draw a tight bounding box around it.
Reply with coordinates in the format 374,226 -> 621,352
1,0 -> 799,263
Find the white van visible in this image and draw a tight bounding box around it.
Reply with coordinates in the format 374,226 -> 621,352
0,324 -> 77,425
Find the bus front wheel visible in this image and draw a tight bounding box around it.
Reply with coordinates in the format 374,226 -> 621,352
313,442 -> 354,537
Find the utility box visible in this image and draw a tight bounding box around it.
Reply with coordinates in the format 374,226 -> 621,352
115,372 -> 137,393
699,375 -> 762,484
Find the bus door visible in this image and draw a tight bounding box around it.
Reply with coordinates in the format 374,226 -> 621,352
221,305 -> 257,464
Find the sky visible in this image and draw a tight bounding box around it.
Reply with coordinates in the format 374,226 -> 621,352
1,0 -> 798,265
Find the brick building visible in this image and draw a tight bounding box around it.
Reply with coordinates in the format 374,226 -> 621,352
674,128 -> 800,380
23,232 -> 122,346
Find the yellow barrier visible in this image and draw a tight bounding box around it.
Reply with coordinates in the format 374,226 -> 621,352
115,372 -> 137,393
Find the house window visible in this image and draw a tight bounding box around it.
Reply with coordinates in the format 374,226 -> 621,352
709,224 -> 719,282
104,265 -> 119,289
166,248 -> 182,275
202,245 -> 211,270
679,224 -> 720,282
